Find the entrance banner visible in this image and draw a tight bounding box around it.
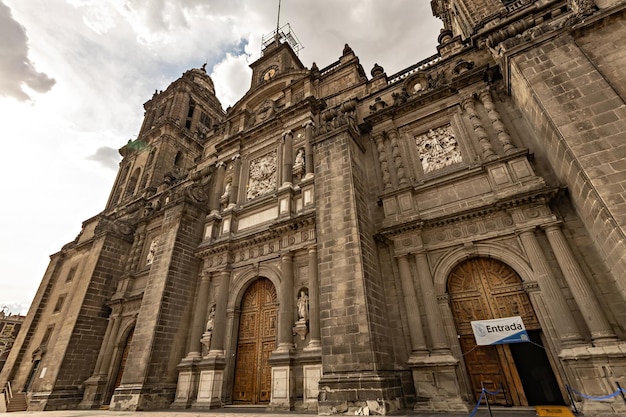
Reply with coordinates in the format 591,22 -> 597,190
470,316 -> 529,345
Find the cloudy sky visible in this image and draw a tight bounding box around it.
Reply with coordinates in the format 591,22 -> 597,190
0,0 -> 442,315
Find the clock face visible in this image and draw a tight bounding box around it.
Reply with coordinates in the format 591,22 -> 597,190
263,66 -> 278,81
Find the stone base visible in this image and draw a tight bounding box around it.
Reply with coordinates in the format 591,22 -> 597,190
303,364 -> 322,405
29,389 -> 84,411
77,375 -> 109,409
268,366 -> 293,410
408,353 -> 470,413
193,369 -> 224,409
317,372 -> 405,416
560,342 -> 626,415
109,383 -> 176,411
171,369 -> 198,409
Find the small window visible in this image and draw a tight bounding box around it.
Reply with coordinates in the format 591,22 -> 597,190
174,151 -> 184,167
41,325 -> 54,346
65,266 -> 77,283
199,112 -> 212,128
53,295 -> 66,313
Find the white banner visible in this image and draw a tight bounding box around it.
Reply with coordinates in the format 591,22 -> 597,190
471,316 -> 529,346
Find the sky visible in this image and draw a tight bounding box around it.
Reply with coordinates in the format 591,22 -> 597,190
0,0 -> 442,315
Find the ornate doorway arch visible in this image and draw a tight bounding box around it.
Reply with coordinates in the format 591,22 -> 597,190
448,258 -> 563,406
232,277 -> 277,404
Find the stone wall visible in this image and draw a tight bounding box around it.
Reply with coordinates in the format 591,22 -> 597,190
509,16 -> 626,326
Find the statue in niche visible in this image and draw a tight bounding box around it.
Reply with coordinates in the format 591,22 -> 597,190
205,306 -> 216,332
146,239 -> 158,265
220,182 -> 232,205
297,290 -> 309,322
201,305 -> 216,353
294,148 -> 304,167
293,148 -> 305,179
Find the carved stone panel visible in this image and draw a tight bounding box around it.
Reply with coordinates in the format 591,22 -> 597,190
247,151 -> 277,200
415,125 -> 462,174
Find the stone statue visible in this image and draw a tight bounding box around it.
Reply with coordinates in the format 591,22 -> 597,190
294,149 -> 305,167
206,306 -> 216,332
297,291 -> 309,322
146,239 -> 158,265
221,182 -> 231,199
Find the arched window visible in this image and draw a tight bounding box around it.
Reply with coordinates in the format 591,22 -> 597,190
125,168 -> 141,198
174,151 -> 184,168
139,173 -> 150,190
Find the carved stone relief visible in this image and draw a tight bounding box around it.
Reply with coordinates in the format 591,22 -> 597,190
415,125 -> 462,174
421,213 -> 516,246
246,151 -> 277,200
201,224 -> 316,270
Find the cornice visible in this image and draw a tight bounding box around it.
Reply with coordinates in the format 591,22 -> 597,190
378,186 -> 560,238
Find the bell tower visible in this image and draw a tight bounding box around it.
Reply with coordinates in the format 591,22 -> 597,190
106,66 -> 225,211
431,0 -> 534,39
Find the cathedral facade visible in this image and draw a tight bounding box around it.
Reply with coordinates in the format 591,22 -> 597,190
2,0 -> 626,415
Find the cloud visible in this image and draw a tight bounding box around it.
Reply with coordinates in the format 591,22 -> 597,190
0,302 -> 30,317
0,0 -> 444,314
210,52 -> 253,107
87,146 -> 122,170
0,1 -> 55,101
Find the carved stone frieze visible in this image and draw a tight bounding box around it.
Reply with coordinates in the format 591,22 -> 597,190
421,213 -> 515,246
415,125 -> 462,174
200,223 -> 316,271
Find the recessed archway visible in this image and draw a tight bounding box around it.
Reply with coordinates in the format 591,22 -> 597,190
231,277 -> 277,405
447,257 -> 564,406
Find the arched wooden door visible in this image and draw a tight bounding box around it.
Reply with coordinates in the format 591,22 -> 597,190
448,258 -> 563,406
232,278 -> 277,404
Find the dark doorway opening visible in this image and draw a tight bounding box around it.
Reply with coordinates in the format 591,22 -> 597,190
509,330 -> 564,405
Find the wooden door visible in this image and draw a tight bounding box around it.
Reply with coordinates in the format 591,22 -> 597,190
448,258 -> 540,406
106,326 -> 134,404
232,278 -> 277,404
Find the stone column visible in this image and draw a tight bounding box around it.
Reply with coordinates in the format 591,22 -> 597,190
461,94 -> 496,160
210,161 -> 226,213
415,250 -> 450,352
282,130 -> 294,186
518,228 -> 585,346
97,314 -> 122,376
397,254 -> 428,356
229,154 -> 241,206
304,121 -> 315,178
478,88 -> 517,154
306,246 -> 321,350
186,272 -> 212,358
373,132 -> 392,191
388,130 -> 408,186
277,252 -> 295,352
127,230 -> 146,273
543,223 -> 616,344
93,315 -> 116,375
208,268 -> 231,355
